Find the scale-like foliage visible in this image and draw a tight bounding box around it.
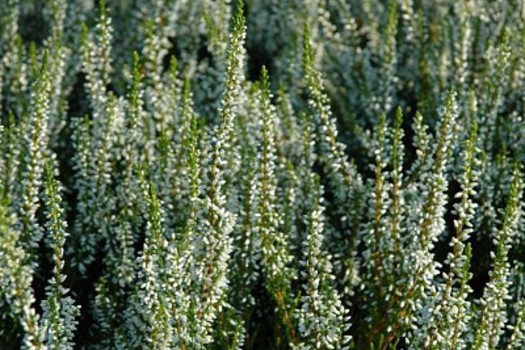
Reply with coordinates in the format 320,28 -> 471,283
1,1 -> 525,349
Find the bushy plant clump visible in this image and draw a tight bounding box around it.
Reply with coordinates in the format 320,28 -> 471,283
2,0 -> 525,349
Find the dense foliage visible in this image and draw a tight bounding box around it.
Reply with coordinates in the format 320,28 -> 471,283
2,0 -> 525,349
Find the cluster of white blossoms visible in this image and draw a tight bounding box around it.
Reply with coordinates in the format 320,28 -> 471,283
2,0 -> 525,349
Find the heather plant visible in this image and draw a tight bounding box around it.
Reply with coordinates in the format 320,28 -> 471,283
2,1 -> 525,349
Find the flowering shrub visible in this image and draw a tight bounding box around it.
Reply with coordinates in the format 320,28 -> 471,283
1,0 -> 525,349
